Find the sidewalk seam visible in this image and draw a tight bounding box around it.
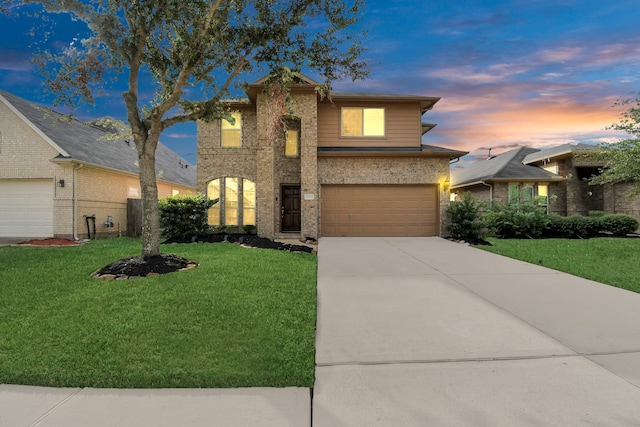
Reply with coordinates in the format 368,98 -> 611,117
29,388 -> 84,427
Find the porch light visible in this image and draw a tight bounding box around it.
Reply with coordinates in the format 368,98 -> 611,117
57,179 -> 65,188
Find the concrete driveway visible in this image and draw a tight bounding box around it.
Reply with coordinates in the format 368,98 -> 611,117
314,237 -> 640,426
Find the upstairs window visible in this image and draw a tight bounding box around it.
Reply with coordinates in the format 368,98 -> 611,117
285,129 -> 299,157
221,112 -> 242,147
341,107 -> 385,136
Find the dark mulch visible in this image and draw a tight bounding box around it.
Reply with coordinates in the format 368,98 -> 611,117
164,233 -> 315,254
94,234 -> 315,279
447,236 -> 492,246
94,254 -> 193,278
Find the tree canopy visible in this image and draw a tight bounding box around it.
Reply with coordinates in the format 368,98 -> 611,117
588,95 -> 640,197
8,0 -> 368,257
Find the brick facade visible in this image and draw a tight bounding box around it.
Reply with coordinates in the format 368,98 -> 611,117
196,80 -> 455,239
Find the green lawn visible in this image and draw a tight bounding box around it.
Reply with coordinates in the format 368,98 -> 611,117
0,238 -> 317,388
480,237 -> 640,293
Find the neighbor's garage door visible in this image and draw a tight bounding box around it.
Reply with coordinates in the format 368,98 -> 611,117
0,180 -> 54,238
321,184 -> 438,237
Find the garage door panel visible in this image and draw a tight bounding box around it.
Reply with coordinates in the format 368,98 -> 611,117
0,180 -> 54,238
321,184 -> 438,237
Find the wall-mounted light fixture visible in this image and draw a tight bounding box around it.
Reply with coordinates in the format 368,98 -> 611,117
57,179 -> 65,188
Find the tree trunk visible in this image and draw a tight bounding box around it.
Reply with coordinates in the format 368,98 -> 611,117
138,139 -> 161,257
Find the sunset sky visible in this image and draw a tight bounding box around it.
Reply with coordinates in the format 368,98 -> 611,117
1,0 -> 639,166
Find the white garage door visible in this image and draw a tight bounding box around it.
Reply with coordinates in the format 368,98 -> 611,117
0,180 -> 54,238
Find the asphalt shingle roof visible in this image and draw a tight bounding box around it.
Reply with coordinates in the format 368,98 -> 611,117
451,146 -> 559,188
0,90 -> 196,188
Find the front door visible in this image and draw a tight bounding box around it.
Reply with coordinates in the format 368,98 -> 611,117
281,186 -> 301,232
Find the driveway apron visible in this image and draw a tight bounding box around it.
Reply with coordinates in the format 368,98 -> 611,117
314,237 -> 640,426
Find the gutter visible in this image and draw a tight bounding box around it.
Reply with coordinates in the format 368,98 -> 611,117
481,181 -> 493,203
73,163 -> 83,240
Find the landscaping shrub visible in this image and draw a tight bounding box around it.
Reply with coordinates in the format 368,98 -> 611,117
598,214 -> 639,236
483,202 -> 549,239
565,215 -> 599,238
159,193 -> 217,240
544,213 -> 638,238
446,192 -> 485,239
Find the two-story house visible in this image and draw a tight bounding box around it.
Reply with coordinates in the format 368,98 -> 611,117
196,74 -> 466,240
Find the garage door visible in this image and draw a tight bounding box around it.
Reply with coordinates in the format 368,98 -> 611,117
321,184 -> 438,237
0,180 -> 54,238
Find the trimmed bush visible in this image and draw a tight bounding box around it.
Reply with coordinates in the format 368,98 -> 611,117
598,214 -> 639,236
159,193 -> 217,240
544,213 -> 639,238
446,192 -> 485,239
483,202 -> 549,239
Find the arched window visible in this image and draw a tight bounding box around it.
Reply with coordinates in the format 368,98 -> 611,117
207,177 -> 256,227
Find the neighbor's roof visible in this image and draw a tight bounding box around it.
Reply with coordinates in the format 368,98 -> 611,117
451,146 -> 561,188
0,90 -> 196,188
522,143 -> 597,165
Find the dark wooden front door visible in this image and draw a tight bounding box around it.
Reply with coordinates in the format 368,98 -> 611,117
282,186 -> 301,232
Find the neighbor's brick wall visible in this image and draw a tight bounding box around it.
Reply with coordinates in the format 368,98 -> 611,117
75,166 -> 193,239
603,182 -> 640,226
318,156 -> 450,236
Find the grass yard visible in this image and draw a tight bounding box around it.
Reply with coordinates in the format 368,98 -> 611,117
0,238 -> 317,388
480,237 -> 640,293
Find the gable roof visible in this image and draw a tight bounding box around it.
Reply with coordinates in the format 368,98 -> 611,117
0,90 -> 195,188
451,146 -> 561,188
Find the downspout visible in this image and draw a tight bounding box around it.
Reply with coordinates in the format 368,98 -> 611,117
73,163 -> 83,240
481,181 -> 493,204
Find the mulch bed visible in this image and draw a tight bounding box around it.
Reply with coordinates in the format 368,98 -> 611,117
164,234 -> 316,254
93,234 -> 315,280
93,254 -> 197,280
447,236 -> 492,246
19,238 -> 83,246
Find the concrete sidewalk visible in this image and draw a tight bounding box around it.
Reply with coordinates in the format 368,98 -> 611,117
0,386 -> 310,426
4,236 -> 640,426
314,237 -> 640,426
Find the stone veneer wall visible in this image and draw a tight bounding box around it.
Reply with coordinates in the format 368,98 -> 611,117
318,156 -> 450,236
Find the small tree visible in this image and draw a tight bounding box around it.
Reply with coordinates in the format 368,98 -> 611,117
446,192 -> 485,240
9,0 -> 368,259
587,94 -> 640,197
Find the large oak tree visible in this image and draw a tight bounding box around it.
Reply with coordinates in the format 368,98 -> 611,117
8,0 -> 367,257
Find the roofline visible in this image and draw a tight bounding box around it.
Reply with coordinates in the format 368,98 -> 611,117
0,92 -> 70,157
451,176 -> 565,189
318,146 -> 467,159
49,157 -> 196,188
522,144 -> 598,165
330,92 -> 440,113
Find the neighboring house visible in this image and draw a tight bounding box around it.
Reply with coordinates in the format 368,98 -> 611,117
451,143 -> 640,221
197,74 -> 467,239
0,90 -> 196,239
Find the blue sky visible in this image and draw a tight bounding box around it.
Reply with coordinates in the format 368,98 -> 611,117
1,0 -> 639,166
